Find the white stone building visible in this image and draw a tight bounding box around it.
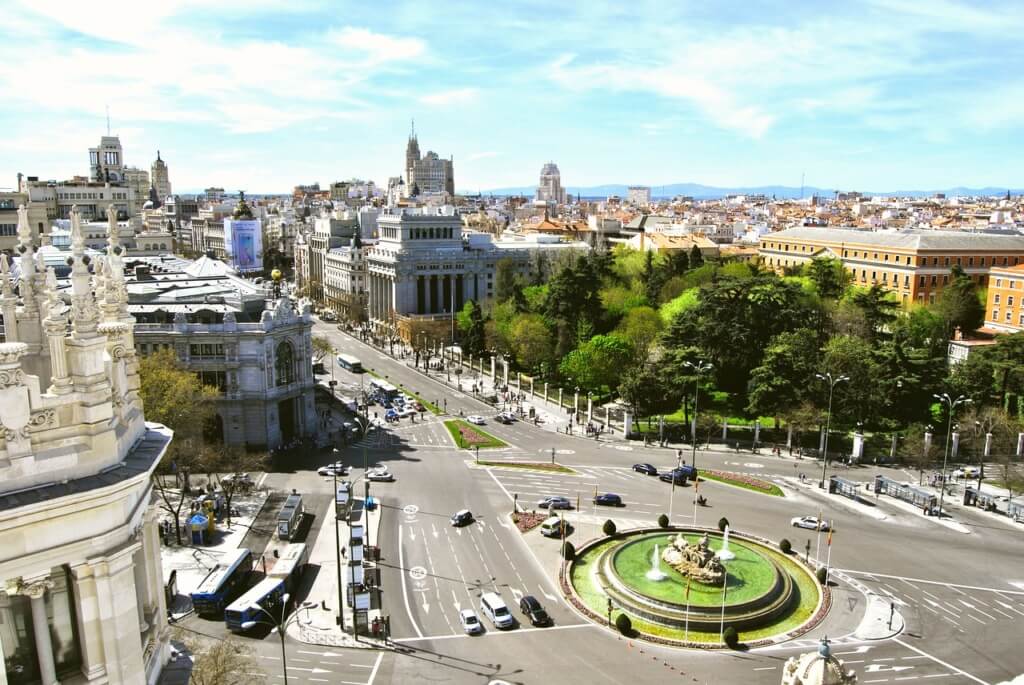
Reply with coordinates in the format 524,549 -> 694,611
0,205 -> 174,684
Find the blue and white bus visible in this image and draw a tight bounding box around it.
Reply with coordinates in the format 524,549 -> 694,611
368,378 -> 399,403
337,354 -> 363,373
190,548 -> 254,616
224,576 -> 287,632
276,493 -> 305,541
268,543 -> 310,594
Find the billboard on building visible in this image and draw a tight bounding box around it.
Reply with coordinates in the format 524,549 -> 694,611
223,218 -> 263,272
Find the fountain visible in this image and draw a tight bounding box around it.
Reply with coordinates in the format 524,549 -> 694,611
717,525 -> 736,561
645,543 -> 668,581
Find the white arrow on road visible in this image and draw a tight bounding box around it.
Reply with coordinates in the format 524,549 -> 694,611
409,528 -> 417,542
511,587 -> 523,603
452,590 -> 461,615
421,599 -> 430,614
835,646 -> 872,655
432,523 -> 439,539
865,664 -> 913,673
288,667 -> 332,674
296,650 -> 343,658
541,588 -> 558,601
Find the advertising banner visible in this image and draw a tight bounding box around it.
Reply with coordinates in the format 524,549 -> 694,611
224,218 -> 263,272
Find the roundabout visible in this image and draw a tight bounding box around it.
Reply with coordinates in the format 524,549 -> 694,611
565,527 -> 827,648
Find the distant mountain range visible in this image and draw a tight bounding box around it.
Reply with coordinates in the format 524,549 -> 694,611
463,183 -> 1022,200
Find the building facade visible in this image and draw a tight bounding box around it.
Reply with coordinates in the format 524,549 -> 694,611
536,162 -> 567,205
323,236 -> 368,323
760,227 -> 1024,305
149,152 -> 171,201
985,264 -> 1024,333
627,185 -> 651,207
293,212 -> 359,304
404,129 -> 454,197
0,205 -> 174,685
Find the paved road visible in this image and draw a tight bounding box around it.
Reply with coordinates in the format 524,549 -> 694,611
172,319 -> 1024,685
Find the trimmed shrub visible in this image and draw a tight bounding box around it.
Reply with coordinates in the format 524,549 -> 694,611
657,513 -> 670,528
779,538 -> 792,554
723,625 -> 739,648
816,566 -> 828,585
718,517 -> 730,532
602,519 -> 617,536
615,613 -> 632,635
562,541 -> 576,561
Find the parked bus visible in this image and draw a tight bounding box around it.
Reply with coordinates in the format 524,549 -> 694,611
335,481 -> 352,519
368,378 -> 399,403
337,354 -> 363,373
276,493 -> 305,540
190,548 -> 254,616
268,543 -> 310,593
224,576 -> 287,632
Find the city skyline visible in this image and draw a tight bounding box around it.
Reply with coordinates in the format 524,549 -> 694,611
2,1 -> 1024,193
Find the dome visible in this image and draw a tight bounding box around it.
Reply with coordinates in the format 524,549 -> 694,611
781,639 -> 858,685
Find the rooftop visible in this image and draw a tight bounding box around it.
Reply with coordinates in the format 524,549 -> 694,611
771,226 -> 1024,251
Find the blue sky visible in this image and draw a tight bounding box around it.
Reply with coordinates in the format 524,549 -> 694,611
2,0 -> 1024,193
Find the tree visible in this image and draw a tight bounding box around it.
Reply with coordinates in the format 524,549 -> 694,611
806,257 -> 849,300
987,332 -> 1024,409
898,423 -> 941,485
510,313 -> 553,372
937,265 -> 985,337
667,248 -> 690,277
747,329 -> 820,421
185,636 -> 265,685
602,519 -> 617,536
311,335 -> 335,364
495,257 -> 522,304
948,352 -> 996,407
689,244 -> 704,269
846,285 -> 898,344
617,362 -> 682,420
615,306 -> 663,360
198,446 -> 269,527
820,335 -> 878,427
140,349 -> 221,544
641,250 -> 668,305
559,334 -> 633,393
459,300 -> 487,357
615,613 -> 632,635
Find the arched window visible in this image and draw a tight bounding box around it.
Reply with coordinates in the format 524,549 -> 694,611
275,341 -> 295,386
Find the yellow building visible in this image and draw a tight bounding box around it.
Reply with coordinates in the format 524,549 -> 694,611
760,227 -> 1024,306
985,264 -> 1024,333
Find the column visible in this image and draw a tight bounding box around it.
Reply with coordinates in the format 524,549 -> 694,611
428,275 -> 436,313
587,396 -> 593,424
530,377 -> 535,398
28,588 -> 59,685
442,275 -> 452,314
558,387 -> 563,408
70,563 -> 109,680
490,355 -> 496,381
91,545 -> 145,684
544,382 -> 548,403
417,276 -> 425,314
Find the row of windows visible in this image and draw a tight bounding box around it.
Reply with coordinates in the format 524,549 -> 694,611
190,343 -> 224,358
765,242 -> 1021,268
993,278 -> 1020,289
767,257 -> 987,291
993,294 -> 1016,306
0,223 -> 16,236
990,310 -> 1024,325
56,191 -> 127,201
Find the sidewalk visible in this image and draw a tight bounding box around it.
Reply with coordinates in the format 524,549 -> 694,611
286,494 -> 387,649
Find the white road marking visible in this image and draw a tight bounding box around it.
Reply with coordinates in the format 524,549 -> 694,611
839,571 -> 1024,596
398,524 -> 424,639
367,652 -> 384,685
392,622 -> 596,642
893,638 -> 991,685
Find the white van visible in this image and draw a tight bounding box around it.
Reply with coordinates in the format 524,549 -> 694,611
480,592 -> 514,629
540,516 -> 567,538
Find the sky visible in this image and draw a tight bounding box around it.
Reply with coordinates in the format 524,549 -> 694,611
2,0 -> 1024,194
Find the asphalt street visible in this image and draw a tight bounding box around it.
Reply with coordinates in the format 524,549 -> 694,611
185,319 -> 1024,685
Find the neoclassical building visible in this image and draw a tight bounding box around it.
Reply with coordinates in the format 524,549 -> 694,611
0,206 -> 174,684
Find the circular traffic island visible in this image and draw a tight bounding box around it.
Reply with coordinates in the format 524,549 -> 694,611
565,527 -> 827,648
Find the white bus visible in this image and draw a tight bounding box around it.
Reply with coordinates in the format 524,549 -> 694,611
368,378 -> 399,403
337,354 -> 363,373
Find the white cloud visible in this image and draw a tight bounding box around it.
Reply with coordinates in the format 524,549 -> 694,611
419,88 -> 479,107
466,151 -> 498,161
327,26 -> 426,65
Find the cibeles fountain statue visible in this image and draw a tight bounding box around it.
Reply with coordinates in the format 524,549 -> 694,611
661,532 -> 726,585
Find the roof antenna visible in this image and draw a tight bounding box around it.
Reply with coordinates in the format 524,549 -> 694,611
106,105 -> 111,135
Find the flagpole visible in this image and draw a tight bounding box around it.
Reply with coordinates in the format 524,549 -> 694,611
684,576 -> 692,642
824,521 -> 834,585
692,476 -> 699,525
814,508 -> 823,564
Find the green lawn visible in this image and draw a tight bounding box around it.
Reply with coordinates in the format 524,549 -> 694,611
477,460 -> 575,474
611,534 -> 778,607
698,470 -> 784,497
570,533 -> 822,645
444,419 -> 508,449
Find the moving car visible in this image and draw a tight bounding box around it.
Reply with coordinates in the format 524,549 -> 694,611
952,466 -> 980,479
317,465 -> 343,477
480,592 -> 515,629
459,608 -> 484,635
518,595 -> 551,627
367,469 -> 394,482
466,415 -> 486,425
495,413 -> 515,424
659,470 -> 688,485
537,496 -> 572,510
451,509 -> 474,526
540,516 -> 570,538
632,463 -> 658,476
791,516 -> 831,531
594,493 -> 623,507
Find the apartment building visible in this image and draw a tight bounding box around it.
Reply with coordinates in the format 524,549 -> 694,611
760,227 -> 1024,305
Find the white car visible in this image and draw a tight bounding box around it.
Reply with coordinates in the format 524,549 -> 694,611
317,466 -> 342,477
367,469 -> 394,482
466,415 -> 486,425
459,608 -> 484,635
398,407 -> 417,418
791,516 -> 831,531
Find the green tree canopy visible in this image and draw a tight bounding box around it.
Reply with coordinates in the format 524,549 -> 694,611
615,305 -> 663,359
806,257 -> 850,300
559,334 -> 633,393
746,328 -> 821,419
139,348 -> 221,460
937,265 -> 985,337
459,300 -> 487,357
510,313 -> 553,372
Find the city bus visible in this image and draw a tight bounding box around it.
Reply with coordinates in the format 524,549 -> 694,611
337,354 -> 363,373
190,548 -> 254,616
368,378 -> 399,403
268,543 -> 310,594
224,576 -> 287,632
276,492 -> 305,540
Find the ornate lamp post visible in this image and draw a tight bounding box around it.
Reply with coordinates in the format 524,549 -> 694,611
815,372 -> 849,489
934,393 -> 971,518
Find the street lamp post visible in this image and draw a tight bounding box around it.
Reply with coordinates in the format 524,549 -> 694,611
934,393 -> 971,518
240,594 -> 296,684
332,469 -> 345,632
815,372 -> 850,489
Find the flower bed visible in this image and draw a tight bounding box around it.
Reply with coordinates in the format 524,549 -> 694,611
511,511 -> 547,533
699,470 -> 784,497
477,460 -> 575,474
444,420 -> 508,449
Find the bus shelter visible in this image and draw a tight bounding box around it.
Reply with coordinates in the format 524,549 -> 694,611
963,487 -> 1000,512
1007,500 -> 1024,523
874,475 -> 937,509
829,476 -> 860,501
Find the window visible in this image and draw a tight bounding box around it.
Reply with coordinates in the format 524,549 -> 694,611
1007,312 -> 1013,322
996,278 -> 1003,287
1008,296 -> 1015,307
190,343 -> 224,358
919,275 -> 926,286
930,275 -> 937,285
943,257 -> 949,266
196,369 -> 227,392
995,294 -> 1001,304
943,275 -> 949,285
968,257 -> 975,266
275,341 -> 296,386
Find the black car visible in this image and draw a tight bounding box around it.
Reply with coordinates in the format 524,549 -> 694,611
450,509 -> 474,526
518,595 -> 551,626
594,493 -> 623,507
632,463 -> 658,476
659,471 -> 688,485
